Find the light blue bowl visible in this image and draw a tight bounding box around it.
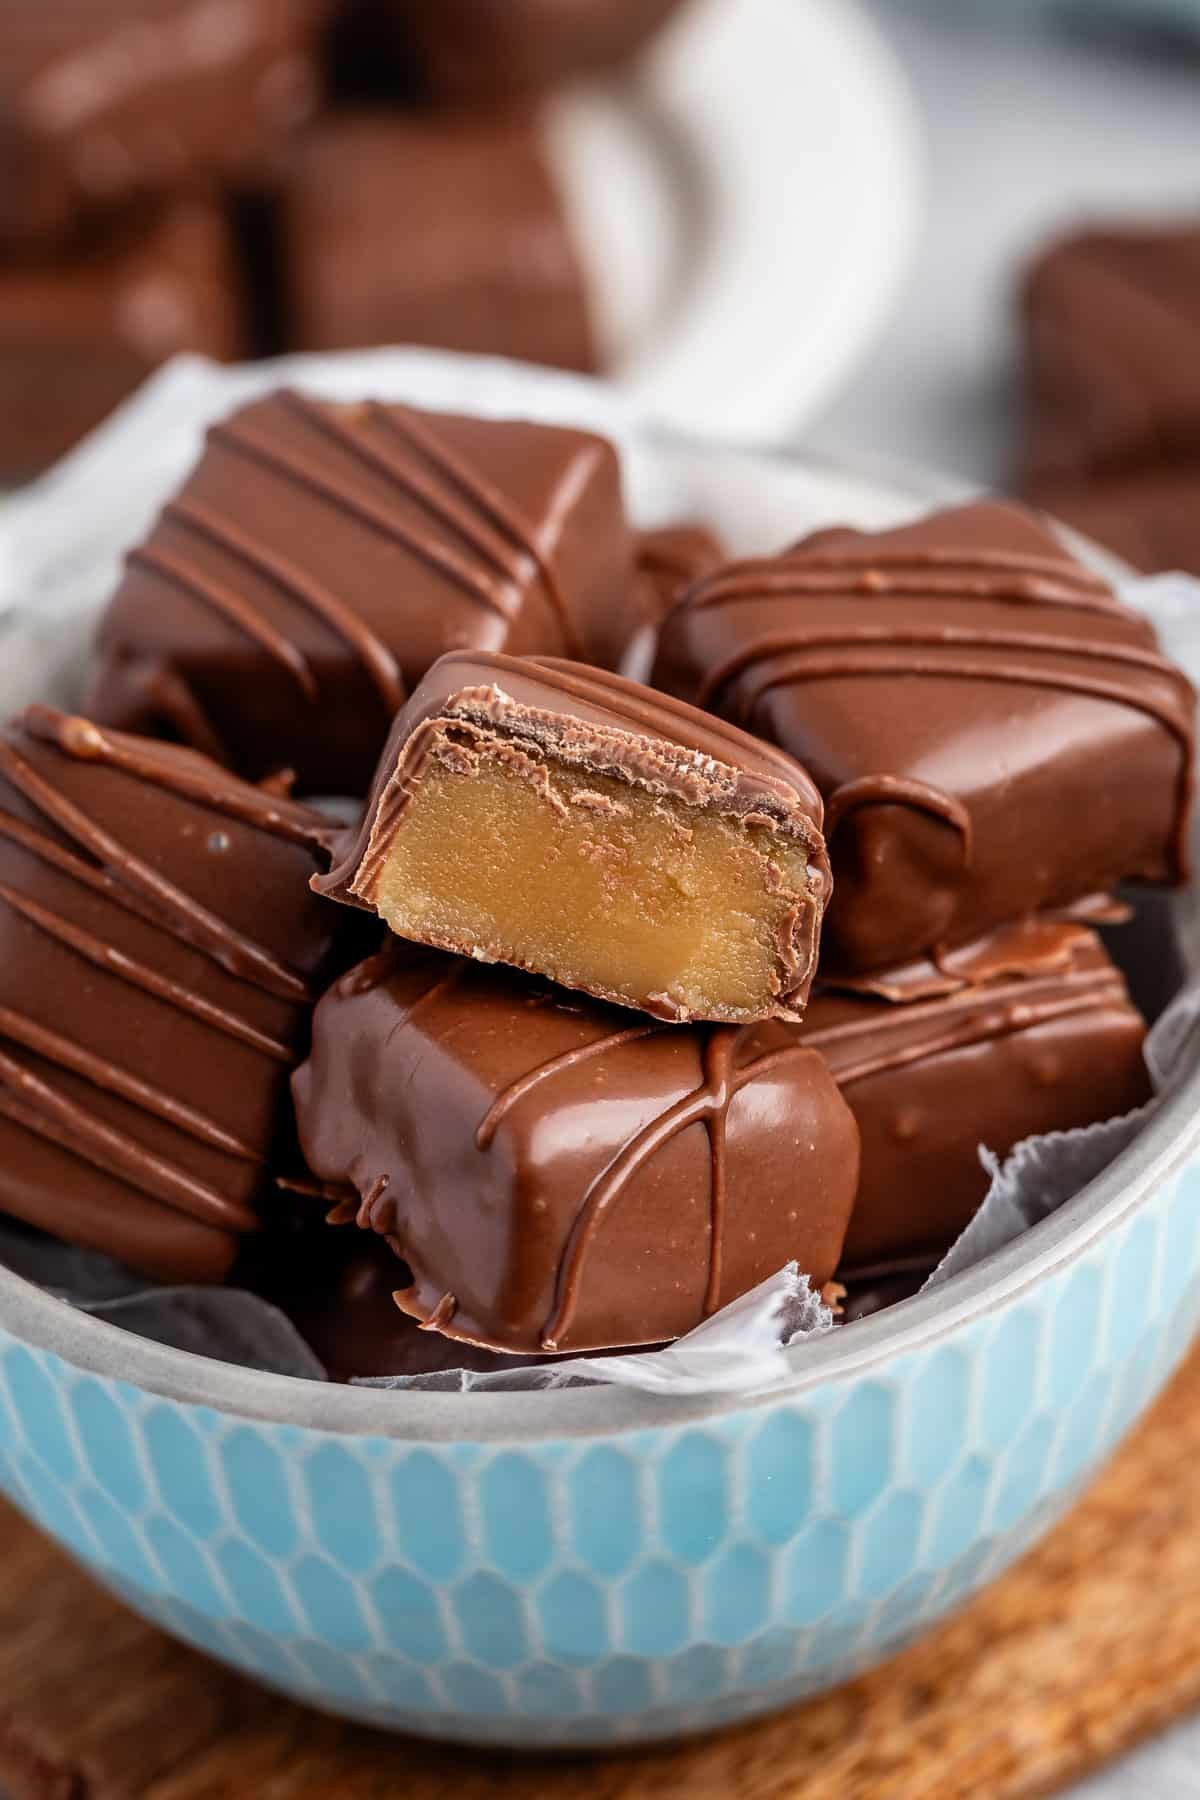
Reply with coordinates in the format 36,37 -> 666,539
0,351 -> 1197,1748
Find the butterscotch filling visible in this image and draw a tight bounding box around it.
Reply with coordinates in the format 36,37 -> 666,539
365,738 -> 817,1020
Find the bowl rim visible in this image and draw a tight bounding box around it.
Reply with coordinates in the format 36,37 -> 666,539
0,416 -> 1194,1445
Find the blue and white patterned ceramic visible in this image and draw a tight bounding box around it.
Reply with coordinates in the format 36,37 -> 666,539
0,351 -> 1196,1749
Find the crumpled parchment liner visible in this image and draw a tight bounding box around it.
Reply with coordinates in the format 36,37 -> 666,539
1,351 -> 1197,1398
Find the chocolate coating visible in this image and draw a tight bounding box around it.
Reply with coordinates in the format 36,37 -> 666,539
0,0 -> 319,250
0,199 -> 244,479
280,111 -> 595,374
623,522 -> 727,684
0,708 -> 349,1281
653,500 -> 1196,974
1031,467 -> 1200,577
87,390 -> 636,794
319,651 -> 832,1022
292,944 -> 860,1354
1021,223 -> 1200,486
805,924 -> 1150,1268
356,0 -> 688,104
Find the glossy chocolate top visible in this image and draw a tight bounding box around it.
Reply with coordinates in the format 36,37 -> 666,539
292,944 -> 859,1354
0,707 -> 347,1281
624,522 -> 727,684
654,500 -> 1196,973
1021,223 -> 1200,485
0,0 -> 319,248
806,924 -> 1150,1267
88,390 -> 637,794
282,111 -> 596,375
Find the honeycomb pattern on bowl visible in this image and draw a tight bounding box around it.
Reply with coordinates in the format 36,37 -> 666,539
0,1169 -> 1197,1748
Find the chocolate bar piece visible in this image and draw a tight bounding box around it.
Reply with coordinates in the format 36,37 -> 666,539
292,945 -> 860,1354
622,521 -> 726,683
280,112 -> 595,374
806,925 -> 1150,1269
355,0 -> 687,104
1021,223 -> 1200,486
0,0 -> 319,250
318,652 -> 831,1023
0,199 -> 244,479
0,707 -> 349,1281
1031,466 -> 1200,577
653,500 -> 1196,975
88,390 -> 636,794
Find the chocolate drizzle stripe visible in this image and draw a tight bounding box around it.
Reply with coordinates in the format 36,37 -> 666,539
541,1034 -> 815,1349
697,623 -> 1186,714
0,726 -> 312,1002
0,1004 -> 259,1160
168,492 -> 405,712
824,777 -> 973,854
689,546 -> 1116,612
0,880 -> 299,1068
128,537 -> 318,703
732,653 -> 1194,760
374,403 -> 581,657
208,414 -> 518,622
0,1047 -> 260,1234
20,708 -> 329,850
475,1022 -> 668,1150
807,977 -> 1129,1087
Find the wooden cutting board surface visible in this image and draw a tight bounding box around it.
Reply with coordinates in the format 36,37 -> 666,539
4,1342 -> 1200,1800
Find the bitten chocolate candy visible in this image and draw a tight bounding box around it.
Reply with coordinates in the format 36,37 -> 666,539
355,0 -> 687,103
318,652 -> 832,1024
0,707 -> 349,1281
653,500 -> 1196,975
0,0 -> 319,250
1021,222 -> 1200,486
806,924 -> 1150,1270
280,112 -> 595,374
0,200 -> 244,479
88,390 -> 637,794
292,945 -> 860,1354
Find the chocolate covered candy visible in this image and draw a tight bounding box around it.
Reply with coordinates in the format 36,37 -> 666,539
292,945 -> 860,1354
280,112 -> 595,373
0,199 -> 244,479
0,0 -> 319,250
806,924 -> 1149,1269
353,0 -> 687,104
1021,222 -> 1200,486
0,707 -> 348,1281
88,390 -> 636,793
622,521 -> 727,683
1031,466 -> 1200,577
318,652 -> 832,1023
653,500 -> 1196,975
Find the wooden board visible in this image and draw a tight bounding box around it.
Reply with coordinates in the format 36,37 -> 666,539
5,1343 -> 1200,1800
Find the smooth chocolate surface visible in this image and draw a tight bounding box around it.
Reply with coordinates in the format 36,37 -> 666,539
281,112 -> 595,373
0,199 -> 244,478
805,924 -> 1150,1269
1021,223 -> 1200,486
292,944 -> 860,1354
653,500 -> 1196,975
1032,467 -> 1200,577
319,651 -> 832,1022
359,0 -> 688,103
0,0 -> 319,250
0,708 -> 349,1281
623,521 -> 727,683
88,390 -> 636,794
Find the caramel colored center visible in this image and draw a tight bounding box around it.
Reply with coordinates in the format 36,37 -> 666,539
367,738 -> 815,1020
